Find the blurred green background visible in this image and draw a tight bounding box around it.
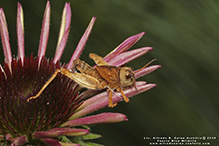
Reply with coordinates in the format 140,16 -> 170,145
0,0 -> 218,145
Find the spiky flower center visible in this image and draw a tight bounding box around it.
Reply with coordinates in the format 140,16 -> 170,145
0,55 -> 81,138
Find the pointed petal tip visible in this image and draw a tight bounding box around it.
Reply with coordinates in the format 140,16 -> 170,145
152,64 -> 162,70
104,31 -> 147,61
46,1 -> 51,9
38,1 -> 51,62
90,17 -> 97,24
17,2 -> 21,7
140,46 -> 153,51
142,46 -> 153,53
46,0 -> 50,5
134,31 -> 145,40
136,31 -> 145,40
157,64 -> 162,68
140,31 -> 145,35
65,2 -> 71,12
144,83 -> 157,90
0,7 -> 12,68
65,2 -> 71,6
134,31 -> 145,38
67,16 -> 96,69
17,1 -> 25,61
92,16 -> 97,20
53,0 -> 72,63
64,2 -> 71,16
148,47 -> 153,51
151,83 -> 157,88
133,31 -> 145,40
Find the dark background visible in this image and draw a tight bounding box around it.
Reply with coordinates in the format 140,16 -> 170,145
0,0 -> 218,145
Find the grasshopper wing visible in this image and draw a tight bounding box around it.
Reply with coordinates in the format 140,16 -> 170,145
89,53 -> 109,66
95,66 -> 120,89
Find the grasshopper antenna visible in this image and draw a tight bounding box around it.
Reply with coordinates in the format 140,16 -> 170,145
134,58 -> 157,92
135,58 -> 157,73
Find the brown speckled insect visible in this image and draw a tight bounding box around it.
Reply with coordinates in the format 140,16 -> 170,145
27,53 -> 155,107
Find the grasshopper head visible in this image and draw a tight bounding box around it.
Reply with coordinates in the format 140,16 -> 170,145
119,67 -> 136,89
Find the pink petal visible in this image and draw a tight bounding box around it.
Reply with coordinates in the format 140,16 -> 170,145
107,47 -> 153,67
33,128 -> 89,139
53,2 -> 71,63
67,17 -> 96,70
72,82 -> 156,119
78,90 -> 100,102
134,65 -> 161,79
11,135 -> 28,146
0,8 -> 12,69
38,1 -> 50,64
17,2 -> 25,63
5,133 -> 12,140
62,112 -> 127,127
76,81 -> 146,111
41,138 -> 62,146
104,32 -> 145,62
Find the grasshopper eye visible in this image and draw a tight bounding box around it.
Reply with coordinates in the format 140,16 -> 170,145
126,74 -> 134,82
126,74 -> 131,79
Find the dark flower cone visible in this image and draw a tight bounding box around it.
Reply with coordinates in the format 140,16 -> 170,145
0,55 -> 82,144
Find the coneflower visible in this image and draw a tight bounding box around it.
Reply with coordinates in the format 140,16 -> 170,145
0,1 -> 160,146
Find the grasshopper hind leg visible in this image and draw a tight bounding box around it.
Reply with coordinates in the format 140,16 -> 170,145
27,69 -> 62,102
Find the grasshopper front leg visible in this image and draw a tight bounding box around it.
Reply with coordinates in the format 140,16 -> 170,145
107,89 -> 117,108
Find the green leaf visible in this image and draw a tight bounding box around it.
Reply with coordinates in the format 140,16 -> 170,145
0,142 -> 7,146
82,133 -> 102,140
85,142 -> 104,146
60,132 -> 103,146
60,136 -> 72,143
81,125 -> 91,130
